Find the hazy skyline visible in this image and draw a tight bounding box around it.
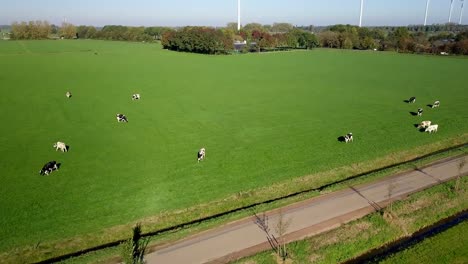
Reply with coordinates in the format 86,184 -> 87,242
1,0 -> 466,27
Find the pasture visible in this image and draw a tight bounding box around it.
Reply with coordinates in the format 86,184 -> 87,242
0,40 -> 467,255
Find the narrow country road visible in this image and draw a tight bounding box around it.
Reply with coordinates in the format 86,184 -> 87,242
145,155 -> 467,264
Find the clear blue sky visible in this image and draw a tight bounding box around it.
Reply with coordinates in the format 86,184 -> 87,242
0,0 -> 466,27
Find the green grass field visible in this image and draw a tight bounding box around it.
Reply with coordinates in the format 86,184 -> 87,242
0,40 -> 467,255
379,221 -> 468,264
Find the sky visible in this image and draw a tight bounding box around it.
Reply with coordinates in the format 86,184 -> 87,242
0,0 -> 466,27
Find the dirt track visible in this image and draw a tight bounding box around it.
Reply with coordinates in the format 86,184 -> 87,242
145,155 -> 467,264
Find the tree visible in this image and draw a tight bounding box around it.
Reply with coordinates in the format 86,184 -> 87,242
361,36 -> 377,50
226,22 -> 238,31
342,37 -> 353,49
254,211 -> 291,263
11,20 -> 50,39
305,33 -> 319,49
271,23 -> 294,33
144,26 -> 171,40
120,223 -> 149,264
453,39 -> 468,55
243,23 -> 264,32
60,22 -> 76,39
161,26 -> 233,54
455,158 -> 466,192
275,211 -> 292,263
319,31 -> 340,48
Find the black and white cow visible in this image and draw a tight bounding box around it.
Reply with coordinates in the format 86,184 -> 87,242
116,113 -> 128,122
39,161 -> 58,176
417,108 -> 423,116
432,100 -> 440,108
66,91 -> 72,98
132,94 -> 141,100
409,97 -> 416,103
197,148 -> 206,162
344,133 -> 353,143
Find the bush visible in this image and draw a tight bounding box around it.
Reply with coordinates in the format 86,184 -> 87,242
120,224 -> 149,264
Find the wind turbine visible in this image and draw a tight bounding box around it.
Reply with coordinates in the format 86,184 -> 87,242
460,0 -> 465,24
449,0 -> 455,23
424,0 -> 430,26
359,0 -> 364,27
237,0 -> 241,31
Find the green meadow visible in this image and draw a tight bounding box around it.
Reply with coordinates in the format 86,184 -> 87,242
379,221 -> 468,264
0,40 -> 467,255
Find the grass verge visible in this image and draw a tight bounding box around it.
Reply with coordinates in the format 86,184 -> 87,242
233,175 -> 467,264
377,220 -> 468,264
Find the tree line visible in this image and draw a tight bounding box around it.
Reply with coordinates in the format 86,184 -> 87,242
160,26 -> 318,54
8,20 -> 468,55
10,20 -> 171,41
315,24 -> 468,55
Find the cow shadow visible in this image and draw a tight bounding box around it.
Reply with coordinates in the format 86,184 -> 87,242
413,124 -> 420,128
403,100 -> 410,103
419,128 -> 426,132
66,145 -> 71,152
56,163 -> 62,170
337,136 -> 347,142
409,111 -> 418,116
427,104 -> 433,108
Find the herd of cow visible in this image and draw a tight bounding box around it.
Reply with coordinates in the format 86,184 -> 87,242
339,96 -> 440,144
40,92 -> 439,175
39,91 -> 209,176
409,96 -> 440,134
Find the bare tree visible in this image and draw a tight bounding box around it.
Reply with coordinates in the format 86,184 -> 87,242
254,211 -> 291,263
275,211 -> 292,263
455,157 -> 467,192
387,179 -> 397,214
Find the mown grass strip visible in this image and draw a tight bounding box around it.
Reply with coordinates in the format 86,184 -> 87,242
344,210 -> 467,263
233,173 -> 467,264
376,220 -> 468,264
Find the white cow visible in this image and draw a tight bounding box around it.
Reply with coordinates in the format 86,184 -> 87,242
418,121 -> 431,129
132,94 -> 141,100
432,100 -> 440,108
197,148 -> 206,162
53,141 -> 67,152
66,91 -> 72,98
425,124 -> 439,133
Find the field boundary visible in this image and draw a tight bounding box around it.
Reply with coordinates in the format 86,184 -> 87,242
32,143 -> 467,264
343,210 -> 468,264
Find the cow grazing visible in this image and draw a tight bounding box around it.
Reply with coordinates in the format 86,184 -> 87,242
66,91 -> 72,98
432,100 -> 440,108
344,133 -> 353,143
418,121 -> 431,129
425,124 -> 439,133
409,97 -> 416,103
132,94 -> 141,100
197,148 -> 206,162
39,161 -> 59,176
417,108 -> 423,116
116,113 -> 128,123
53,141 -> 67,152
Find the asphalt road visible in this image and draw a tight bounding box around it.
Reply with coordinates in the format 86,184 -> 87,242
146,155 -> 467,264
